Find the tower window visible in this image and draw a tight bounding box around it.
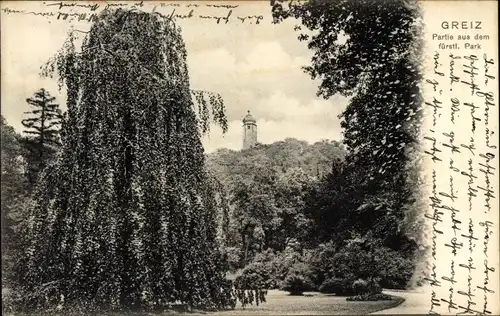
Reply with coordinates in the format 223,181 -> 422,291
247,125 -> 250,129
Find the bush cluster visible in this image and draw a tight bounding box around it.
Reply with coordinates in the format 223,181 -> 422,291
234,249 -> 305,290
280,274 -> 314,296
318,278 -> 353,295
346,293 -> 396,301
236,237 -> 414,298
309,239 -> 414,293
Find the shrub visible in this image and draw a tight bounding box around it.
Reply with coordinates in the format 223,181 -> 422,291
306,242 -> 337,288
346,293 -> 395,301
280,274 -> 313,296
287,262 -> 310,276
352,279 -> 370,295
329,238 -> 415,290
241,249 -> 306,290
369,278 -> 383,294
375,250 -> 414,289
272,249 -> 303,283
235,262 -> 272,290
318,278 -> 354,295
243,259 -> 279,289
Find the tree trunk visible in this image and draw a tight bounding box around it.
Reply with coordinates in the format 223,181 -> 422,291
39,89 -> 46,170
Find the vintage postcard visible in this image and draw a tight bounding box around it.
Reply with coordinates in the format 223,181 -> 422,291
1,0 -> 498,315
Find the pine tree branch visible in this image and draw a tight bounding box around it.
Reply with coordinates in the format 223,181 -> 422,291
22,118 -> 39,124
45,122 -> 61,128
26,99 -> 45,107
24,131 -> 42,135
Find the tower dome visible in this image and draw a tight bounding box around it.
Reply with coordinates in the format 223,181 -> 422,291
243,110 -> 256,124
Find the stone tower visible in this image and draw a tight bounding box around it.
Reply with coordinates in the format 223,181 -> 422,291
242,110 -> 257,149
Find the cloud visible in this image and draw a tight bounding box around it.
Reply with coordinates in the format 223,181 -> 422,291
255,90 -> 333,121
187,41 -> 326,123
187,48 -> 237,77
237,41 -> 308,74
188,41 -> 309,79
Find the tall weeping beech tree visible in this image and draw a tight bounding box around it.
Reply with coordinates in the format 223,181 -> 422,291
16,9 -> 265,312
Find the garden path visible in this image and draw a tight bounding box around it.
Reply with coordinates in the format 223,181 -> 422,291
371,287 -> 431,314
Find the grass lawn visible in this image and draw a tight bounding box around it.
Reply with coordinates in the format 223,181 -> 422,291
2,290 -> 404,316
213,290 -> 404,315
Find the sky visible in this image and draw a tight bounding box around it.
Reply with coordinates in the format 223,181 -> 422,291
1,1 -> 348,153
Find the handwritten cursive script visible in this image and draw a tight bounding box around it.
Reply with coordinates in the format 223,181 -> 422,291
424,7 -> 498,314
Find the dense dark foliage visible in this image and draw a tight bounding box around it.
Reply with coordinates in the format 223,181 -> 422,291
1,117 -> 28,286
271,0 -> 424,293
207,139 -> 345,185
207,139 -> 346,267
233,248 -> 305,290
319,278 -> 353,295
280,274 -> 313,296
237,239 -> 412,295
14,9 -> 260,312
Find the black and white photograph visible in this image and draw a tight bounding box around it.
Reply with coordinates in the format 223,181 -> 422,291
1,1 -> 498,315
